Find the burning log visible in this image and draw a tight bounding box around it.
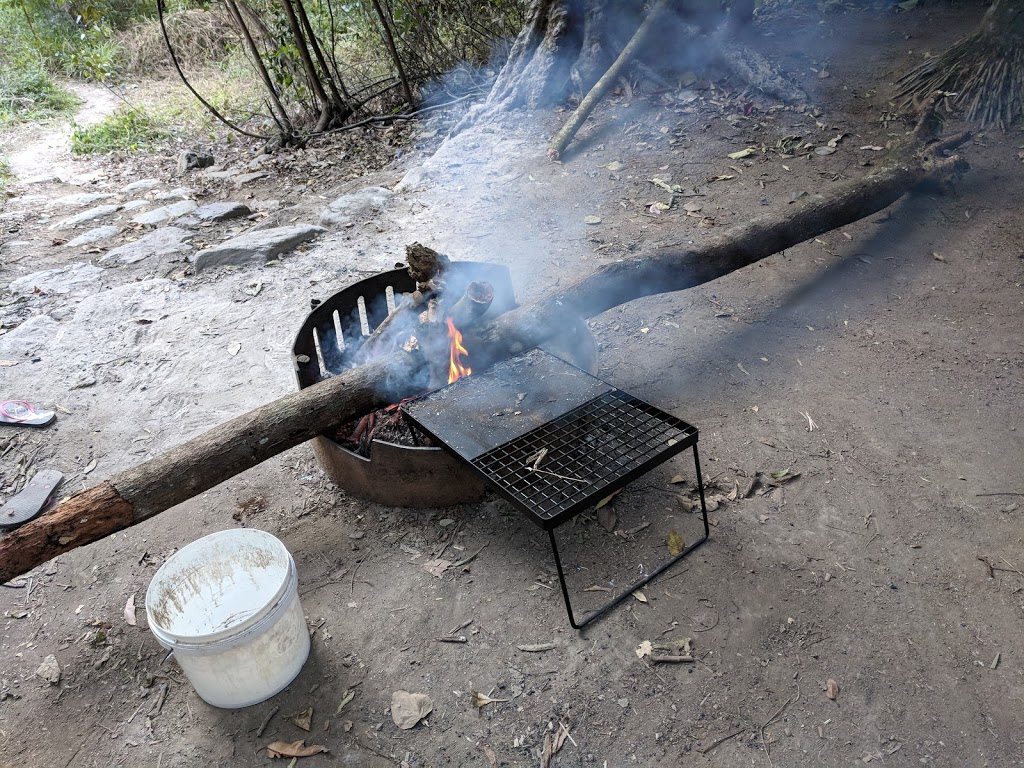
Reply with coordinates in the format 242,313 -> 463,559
0,109 -> 969,584
447,281 -> 494,329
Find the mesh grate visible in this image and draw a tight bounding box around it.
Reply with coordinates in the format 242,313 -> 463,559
470,390 -> 697,528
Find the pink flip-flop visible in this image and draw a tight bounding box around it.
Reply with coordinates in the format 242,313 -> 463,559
0,400 -> 56,427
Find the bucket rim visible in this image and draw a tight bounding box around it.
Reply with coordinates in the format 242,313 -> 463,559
145,528 -> 294,647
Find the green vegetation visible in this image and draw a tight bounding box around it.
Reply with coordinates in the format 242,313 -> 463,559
70,106 -> 168,154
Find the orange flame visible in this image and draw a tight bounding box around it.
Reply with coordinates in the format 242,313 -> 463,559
446,317 -> 472,384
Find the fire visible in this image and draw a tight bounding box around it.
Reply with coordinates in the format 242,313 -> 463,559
446,317 -> 472,384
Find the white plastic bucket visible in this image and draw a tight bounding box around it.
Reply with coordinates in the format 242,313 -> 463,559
145,528 -> 310,709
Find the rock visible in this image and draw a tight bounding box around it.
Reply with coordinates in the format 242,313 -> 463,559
66,225 -> 120,247
52,204 -> 123,230
100,227 -> 193,265
204,170 -> 238,181
192,225 -> 325,272
391,691 -> 432,730
234,171 -> 272,186
247,154 -> 273,169
132,200 -> 198,226
121,178 -> 162,194
152,187 -> 193,201
195,202 -> 252,223
51,192 -> 116,208
35,655 -> 61,685
9,263 -> 104,295
176,150 -> 214,175
319,187 -> 393,228
122,200 -> 151,212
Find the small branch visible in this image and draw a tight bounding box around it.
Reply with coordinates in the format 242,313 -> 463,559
698,728 -> 744,754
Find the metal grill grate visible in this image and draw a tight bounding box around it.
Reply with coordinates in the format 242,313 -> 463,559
471,391 -> 696,528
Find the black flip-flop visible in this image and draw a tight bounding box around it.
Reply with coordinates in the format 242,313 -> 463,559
0,470 -> 63,530
0,400 -> 56,428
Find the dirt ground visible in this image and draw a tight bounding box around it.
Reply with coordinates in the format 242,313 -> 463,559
2,5 -> 1023,767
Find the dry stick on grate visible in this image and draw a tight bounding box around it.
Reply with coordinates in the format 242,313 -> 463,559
0,106 -> 970,584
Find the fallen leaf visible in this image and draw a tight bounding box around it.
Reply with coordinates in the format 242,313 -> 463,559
541,722 -> 570,768
669,474 -> 687,485
35,654 -> 61,684
826,678 -> 840,700
827,133 -> 847,148
818,69 -> 830,79
584,215 -> 602,225
727,147 -> 756,160
710,174 -> 735,182
583,585 -> 612,593
594,489 -> 621,510
227,342 -> 241,356
266,739 -> 329,758
471,690 -> 510,708
635,640 -> 654,659
597,506 -> 617,532
814,146 -> 836,155
770,468 -> 792,481
291,706 -> 313,731
517,642 -> 557,652
603,161 -> 624,171
482,744 -> 498,767
676,495 -> 694,512
0,360 -> 18,367
123,594 -> 137,626
391,690 -> 433,729
932,251 -> 945,262
860,145 -> 885,151
632,590 -> 648,603
335,687 -> 356,715
423,558 -> 451,578
667,530 -> 686,556
682,201 -> 703,213
83,459 -> 97,474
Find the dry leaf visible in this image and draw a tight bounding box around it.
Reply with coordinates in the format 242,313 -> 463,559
335,688 -> 356,715
266,740 -> 328,758
123,594 -> 137,626
682,200 -> 703,213
595,489 -> 621,510
391,690 -> 433,729
727,147 -> 756,160
932,251 -> 945,262
632,590 -> 648,603
597,506 -> 617,532
541,722 -> 570,768
583,585 -> 612,593
635,640 -> 653,659
826,678 -> 840,700
482,744 -> 498,767
35,655 -> 60,684
603,161 -> 625,171
667,530 -> 686,556
669,474 -> 687,485
471,690 -> 510,708
83,458 -> 97,474
227,342 -> 241,356
676,495 -> 694,512
291,706 -> 313,731
423,558 -> 451,578
584,215 -> 602,224
0,360 -> 18,367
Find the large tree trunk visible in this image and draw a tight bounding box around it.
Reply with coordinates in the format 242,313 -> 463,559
0,127 -> 968,585
895,0 -> 1024,128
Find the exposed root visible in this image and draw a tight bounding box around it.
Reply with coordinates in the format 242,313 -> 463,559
894,34 -> 1024,129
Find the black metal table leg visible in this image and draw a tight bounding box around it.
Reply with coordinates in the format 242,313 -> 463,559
547,444 -> 711,630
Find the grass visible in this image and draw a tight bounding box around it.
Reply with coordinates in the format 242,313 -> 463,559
0,60 -> 79,128
0,155 -> 12,192
70,106 -> 169,154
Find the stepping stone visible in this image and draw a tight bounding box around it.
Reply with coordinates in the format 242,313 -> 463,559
152,187 -> 193,201
51,192 -> 116,208
122,200 -> 151,212
195,202 -> 252,223
52,204 -> 123,230
121,178 -> 162,194
233,171 -> 272,186
319,187 -> 393,227
100,227 -> 193,265
8,263 -> 104,295
192,224 -> 325,272
66,225 -> 120,247
132,200 -> 198,226
204,170 -> 237,180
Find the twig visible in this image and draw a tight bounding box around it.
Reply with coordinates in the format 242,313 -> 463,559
698,728 -> 744,754
650,654 -> 695,663
529,467 -> 588,484
350,561 -> 361,595
149,682 -> 168,716
1000,557 -> 1024,578
255,705 -> 279,737
760,686 -> 800,768
436,635 -> 467,643
976,492 -> 1024,497
448,618 -> 473,635
452,543 -> 488,569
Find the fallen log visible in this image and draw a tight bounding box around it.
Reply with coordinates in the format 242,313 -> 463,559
0,118 -> 969,584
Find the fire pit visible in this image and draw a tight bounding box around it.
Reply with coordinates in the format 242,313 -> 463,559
292,261 -> 596,507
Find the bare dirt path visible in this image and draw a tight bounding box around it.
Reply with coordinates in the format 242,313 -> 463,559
1,5 -> 1023,768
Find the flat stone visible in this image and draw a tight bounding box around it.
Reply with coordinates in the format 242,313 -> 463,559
132,200 -> 198,226
52,204 -> 123,230
9,263 -> 104,295
152,187 -> 193,201
66,225 -> 120,247
319,186 -> 393,227
51,192 -> 116,208
195,202 -> 252,223
122,200 -> 151,212
233,171 -> 272,185
100,227 -> 193,265
192,224 -> 325,272
121,178 -> 162,194
204,170 -> 238,180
